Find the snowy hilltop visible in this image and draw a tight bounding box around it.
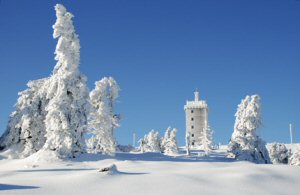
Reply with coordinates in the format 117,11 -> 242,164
1,147 -> 300,195
1,3 -> 300,165
0,3 -> 300,195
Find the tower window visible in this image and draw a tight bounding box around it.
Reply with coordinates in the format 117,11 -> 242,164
191,117 -> 194,121
191,110 -> 194,113
191,125 -> 194,129
192,134 -> 194,137
192,141 -> 195,146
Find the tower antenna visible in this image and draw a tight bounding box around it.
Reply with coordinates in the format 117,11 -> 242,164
194,88 -> 200,101
133,131 -> 136,147
289,124 -> 293,144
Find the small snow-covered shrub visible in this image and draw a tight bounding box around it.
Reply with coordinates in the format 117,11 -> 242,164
161,127 -> 172,153
269,143 -> 289,164
139,130 -> 161,153
202,124 -> 214,155
164,128 -> 179,155
160,127 -> 179,155
99,164 -> 119,175
185,133 -> 191,156
116,145 -> 135,153
139,127 -> 179,155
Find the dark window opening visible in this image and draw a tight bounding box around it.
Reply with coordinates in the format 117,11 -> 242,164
192,134 -> 194,137
191,117 -> 194,121
191,110 -> 194,113
191,125 -> 194,129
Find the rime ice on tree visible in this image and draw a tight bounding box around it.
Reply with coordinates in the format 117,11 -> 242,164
269,143 -> 289,164
164,128 -> 179,155
0,4 -> 91,159
228,95 -> 270,164
202,123 -> 214,155
139,130 -> 161,153
161,127 -> 179,155
42,4 -> 90,158
289,146 -> 300,166
185,133 -> 191,155
0,79 -> 48,158
161,127 -> 172,152
87,77 -> 120,156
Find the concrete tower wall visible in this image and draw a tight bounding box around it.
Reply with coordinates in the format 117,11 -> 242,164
185,107 -> 208,146
184,91 -> 208,147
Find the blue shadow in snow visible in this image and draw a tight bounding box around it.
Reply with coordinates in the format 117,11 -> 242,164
111,171 -> 148,175
16,168 -> 147,176
16,168 -> 96,172
73,149 -> 236,163
0,184 -> 39,191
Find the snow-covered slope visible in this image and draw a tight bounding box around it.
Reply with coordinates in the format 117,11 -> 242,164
1,148 -> 300,195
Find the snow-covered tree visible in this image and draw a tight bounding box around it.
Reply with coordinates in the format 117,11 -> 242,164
139,130 -> 161,153
228,95 -> 270,164
147,130 -> 161,152
116,144 -> 135,153
269,143 -> 289,164
42,4 -> 90,158
138,135 -> 149,153
164,128 -> 179,155
202,124 -> 213,155
85,136 -> 96,153
161,126 -> 172,153
0,79 -> 48,157
289,146 -> 300,166
185,132 -> 191,156
87,77 -> 120,156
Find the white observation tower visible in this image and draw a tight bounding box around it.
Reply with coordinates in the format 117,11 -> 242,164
184,90 -> 209,148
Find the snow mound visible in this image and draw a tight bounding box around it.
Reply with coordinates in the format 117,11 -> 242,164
1,148 -> 20,159
24,149 -> 61,164
1,149 -> 300,195
98,164 -> 119,175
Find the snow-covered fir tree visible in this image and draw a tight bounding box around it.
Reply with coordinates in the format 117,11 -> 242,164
85,135 -> 96,153
138,135 -> 149,153
87,77 -> 120,156
0,79 -> 48,158
228,95 -> 270,164
202,124 -> 213,155
186,132 -> 191,156
42,4 -> 90,158
161,126 -> 172,153
139,130 -> 161,153
269,143 -> 289,164
289,146 -> 300,166
147,130 -> 161,152
164,128 -> 179,155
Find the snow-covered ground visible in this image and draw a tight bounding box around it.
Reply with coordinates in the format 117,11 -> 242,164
1,148 -> 300,195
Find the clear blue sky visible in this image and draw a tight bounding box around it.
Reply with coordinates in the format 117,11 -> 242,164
0,0 -> 299,146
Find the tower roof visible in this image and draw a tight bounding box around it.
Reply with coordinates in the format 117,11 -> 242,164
184,90 -> 208,110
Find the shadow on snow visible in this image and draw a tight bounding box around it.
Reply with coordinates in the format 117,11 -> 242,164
116,171 -> 148,175
16,168 -> 96,172
73,149 -> 235,163
0,184 -> 39,191
15,168 -> 148,175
